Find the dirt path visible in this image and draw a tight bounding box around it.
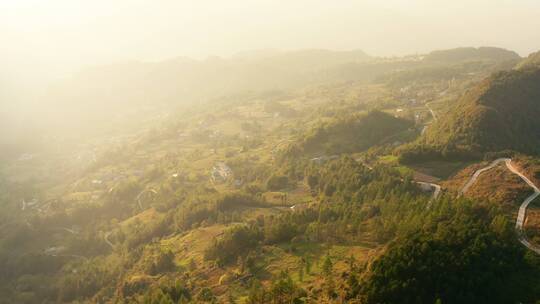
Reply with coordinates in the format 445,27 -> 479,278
459,158 -> 540,254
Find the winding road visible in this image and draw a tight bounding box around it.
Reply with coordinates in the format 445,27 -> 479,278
104,231 -> 114,249
136,188 -> 158,210
459,158 -> 540,254
420,125 -> 428,135
55,227 -> 79,235
415,181 -> 442,201
49,253 -> 89,262
421,102 -> 438,135
459,158 -> 509,196
355,158 -> 441,201
427,105 -> 437,121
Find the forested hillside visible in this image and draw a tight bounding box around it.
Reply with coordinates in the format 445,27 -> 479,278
515,51 -> 540,70
399,65 -> 540,162
5,0 -> 540,300
3,46 -> 540,303
284,111 -> 413,158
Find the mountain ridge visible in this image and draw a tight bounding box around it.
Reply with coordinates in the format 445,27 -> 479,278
399,63 -> 540,162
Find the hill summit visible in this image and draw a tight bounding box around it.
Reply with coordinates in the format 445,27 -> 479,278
423,47 -> 520,63
515,51 -> 540,70
400,63 -> 540,161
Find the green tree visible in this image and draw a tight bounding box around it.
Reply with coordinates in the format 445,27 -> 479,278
322,254 -> 333,277
305,256 -> 311,275
197,287 -> 216,302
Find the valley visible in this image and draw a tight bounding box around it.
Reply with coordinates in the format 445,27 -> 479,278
1,47 -> 540,303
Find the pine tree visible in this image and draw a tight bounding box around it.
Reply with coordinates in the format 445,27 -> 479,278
305,256 -> 311,275
247,279 -> 265,304
322,254 -> 333,277
228,291 -> 236,304
237,255 -> 245,274
348,254 -> 356,272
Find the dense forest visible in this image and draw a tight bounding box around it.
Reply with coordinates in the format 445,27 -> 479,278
142,157 -> 540,303
283,111 -> 413,158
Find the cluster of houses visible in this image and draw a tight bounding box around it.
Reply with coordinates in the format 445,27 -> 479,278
22,198 -> 47,211
21,198 -> 40,211
44,246 -> 67,256
211,162 -> 233,183
17,153 -> 35,162
21,198 -> 55,214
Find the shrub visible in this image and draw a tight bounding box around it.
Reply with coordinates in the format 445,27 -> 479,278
266,175 -> 289,191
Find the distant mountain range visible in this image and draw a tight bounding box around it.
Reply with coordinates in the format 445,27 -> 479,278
46,47 -> 520,112
46,49 -> 372,108
1,46 -> 525,155
423,47 -> 520,63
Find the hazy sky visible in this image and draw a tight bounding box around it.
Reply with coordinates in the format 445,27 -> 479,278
1,0 -> 540,82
